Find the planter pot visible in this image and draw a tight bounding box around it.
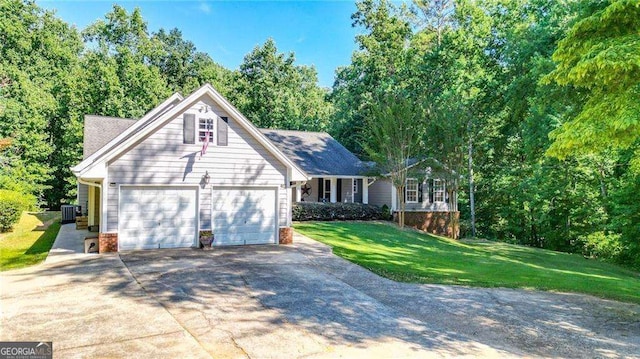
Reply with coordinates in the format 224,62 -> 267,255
199,236 -> 213,249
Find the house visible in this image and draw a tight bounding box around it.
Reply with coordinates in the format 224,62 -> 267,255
259,129 -> 458,237
260,129 -> 371,204
73,84 -> 458,252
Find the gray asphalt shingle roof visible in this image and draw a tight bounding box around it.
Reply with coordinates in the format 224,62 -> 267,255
260,129 -> 366,176
83,115 -> 136,159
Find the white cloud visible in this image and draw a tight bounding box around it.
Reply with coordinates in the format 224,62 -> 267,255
198,1 -> 211,14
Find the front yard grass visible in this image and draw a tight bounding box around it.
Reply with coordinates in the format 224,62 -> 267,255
294,221 -> 640,304
0,211 -> 61,271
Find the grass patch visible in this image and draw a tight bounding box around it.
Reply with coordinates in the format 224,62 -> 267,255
0,211 -> 61,271
294,221 -> 640,304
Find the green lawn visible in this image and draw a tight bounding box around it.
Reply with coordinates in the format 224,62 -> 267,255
0,211 -> 61,271
294,221 -> 640,304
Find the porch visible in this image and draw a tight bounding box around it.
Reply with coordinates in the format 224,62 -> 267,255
291,176 -> 371,204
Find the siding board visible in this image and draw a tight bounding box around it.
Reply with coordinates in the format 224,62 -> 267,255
106,97 -> 289,232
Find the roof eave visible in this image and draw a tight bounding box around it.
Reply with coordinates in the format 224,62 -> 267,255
73,92 -> 184,175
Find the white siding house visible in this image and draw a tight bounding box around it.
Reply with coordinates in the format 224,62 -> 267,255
72,84 -> 308,251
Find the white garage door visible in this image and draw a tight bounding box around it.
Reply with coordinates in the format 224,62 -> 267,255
212,188 -> 277,246
119,186 -> 197,250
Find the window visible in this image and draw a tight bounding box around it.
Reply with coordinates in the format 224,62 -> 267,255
198,118 -> 214,142
405,178 -> 418,203
324,179 -> 331,201
433,179 -> 445,203
352,179 -> 358,194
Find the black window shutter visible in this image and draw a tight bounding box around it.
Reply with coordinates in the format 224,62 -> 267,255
217,116 -> 228,146
429,179 -> 434,203
418,182 -> 423,202
318,178 -> 324,202
337,179 -> 342,202
183,114 -> 195,144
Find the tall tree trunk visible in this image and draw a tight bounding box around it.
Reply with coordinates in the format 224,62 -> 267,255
468,132 -> 476,238
397,186 -> 405,228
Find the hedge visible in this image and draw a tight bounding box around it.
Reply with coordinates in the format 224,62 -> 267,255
293,202 -> 386,221
0,190 -> 36,232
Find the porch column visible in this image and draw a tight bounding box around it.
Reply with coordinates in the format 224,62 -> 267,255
295,183 -> 301,202
100,179 -> 108,231
88,186 -> 95,226
330,177 -> 337,203
351,178 -> 355,203
363,178 -> 369,204
391,183 -> 397,211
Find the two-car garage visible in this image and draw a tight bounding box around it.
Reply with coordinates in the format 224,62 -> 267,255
118,186 -> 278,250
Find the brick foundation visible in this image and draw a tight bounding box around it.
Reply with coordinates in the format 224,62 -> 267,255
98,232 -> 118,253
393,211 -> 460,239
279,227 -> 293,244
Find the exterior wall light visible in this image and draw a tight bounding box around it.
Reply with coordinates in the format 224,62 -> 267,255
203,171 -> 210,185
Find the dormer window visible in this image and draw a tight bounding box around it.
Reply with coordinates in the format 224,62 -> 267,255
199,118 -> 214,142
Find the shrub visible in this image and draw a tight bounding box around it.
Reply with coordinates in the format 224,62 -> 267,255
581,231 -> 624,262
0,190 -> 36,232
380,204 -> 392,220
293,202 -> 386,221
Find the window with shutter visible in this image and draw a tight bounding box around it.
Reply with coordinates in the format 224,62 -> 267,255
198,118 -> 214,142
405,178 -> 418,203
433,179 -> 445,202
217,116 -> 228,146
183,114 -> 195,144
323,179 -> 331,201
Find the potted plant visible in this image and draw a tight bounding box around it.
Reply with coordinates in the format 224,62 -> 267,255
199,230 -> 213,249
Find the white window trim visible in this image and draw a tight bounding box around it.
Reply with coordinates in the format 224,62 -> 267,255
198,116 -> 215,143
405,178 -> 419,203
433,179 -> 446,203
323,179 -> 331,201
352,178 -> 358,194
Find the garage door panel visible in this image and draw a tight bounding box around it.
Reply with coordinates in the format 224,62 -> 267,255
212,188 -> 277,246
119,187 -> 197,250
212,234 -> 244,246
245,232 -> 277,245
217,223 -> 275,235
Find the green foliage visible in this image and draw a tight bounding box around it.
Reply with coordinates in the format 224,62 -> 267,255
1,2 -> 327,210
234,38 -> 332,131
330,0 -> 413,155
545,0 -> 640,159
293,202 -> 386,221
581,231 -> 624,262
0,190 -> 36,232
361,92 -> 424,227
330,0 -> 640,268
0,0 -> 83,203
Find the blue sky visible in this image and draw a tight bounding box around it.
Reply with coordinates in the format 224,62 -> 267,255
37,1 -> 363,88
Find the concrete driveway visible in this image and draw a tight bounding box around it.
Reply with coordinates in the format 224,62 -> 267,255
2,226 -> 640,358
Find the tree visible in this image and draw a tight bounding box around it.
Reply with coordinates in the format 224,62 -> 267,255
0,0 -> 83,204
331,0 -> 412,155
149,28 -> 232,95
362,93 -> 424,228
234,38 -> 331,131
545,0 -> 640,161
414,0 -> 499,238
413,0 -> 454,46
